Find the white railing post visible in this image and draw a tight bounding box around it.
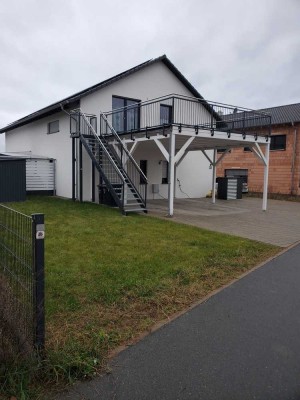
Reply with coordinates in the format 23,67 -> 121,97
262,141 -> 270,211
168,131 -> 176,216
212,149 -> 217,204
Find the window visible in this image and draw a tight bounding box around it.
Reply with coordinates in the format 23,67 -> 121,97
140,160 -> 147,184
217,148 -> 231,154
160,104 -> 172,125
48,120 -> 59,134
161,160 -> 169,184
225,169 -> 248,184
112,96 -> 140,133
90,116 -> 97,132
270,134 -> 286,151
244,147 -> 252,152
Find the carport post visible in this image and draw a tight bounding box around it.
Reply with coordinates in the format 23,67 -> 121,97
262,141 -> 270,211
168,131 -> 176,216
212,149 -> 217,204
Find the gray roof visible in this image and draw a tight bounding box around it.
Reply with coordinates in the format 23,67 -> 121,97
259,103 -> 300,125
0,55 -> 206,134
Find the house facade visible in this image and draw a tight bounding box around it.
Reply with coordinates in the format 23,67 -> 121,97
0,55 -> 272,214
1,56 -> 214,204
216,104 -> 300,195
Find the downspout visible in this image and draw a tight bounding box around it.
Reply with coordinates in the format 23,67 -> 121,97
290,122 -> 297,195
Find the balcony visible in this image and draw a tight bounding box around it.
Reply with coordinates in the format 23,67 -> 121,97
101,94 -> 271,139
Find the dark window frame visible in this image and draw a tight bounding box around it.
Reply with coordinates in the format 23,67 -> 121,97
112,95 -> 141,133
161,160 -> 169,184
47,120 -> 59,134
217,148 -> 232,154
160,104 -> 172,125
139,159 -> 147,184
270,134 -> 286,151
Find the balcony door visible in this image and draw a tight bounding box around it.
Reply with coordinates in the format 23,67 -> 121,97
112,96 -> 140,133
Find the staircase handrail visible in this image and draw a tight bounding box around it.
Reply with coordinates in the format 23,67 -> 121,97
73,110 -> 126,183
100,111 -> 148,183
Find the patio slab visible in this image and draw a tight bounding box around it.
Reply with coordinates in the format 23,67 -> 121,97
147,197 -> 300,247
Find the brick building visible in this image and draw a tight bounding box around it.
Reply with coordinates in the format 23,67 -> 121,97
217,103 -> 300,195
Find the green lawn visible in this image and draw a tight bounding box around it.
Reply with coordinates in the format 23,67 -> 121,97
1,196 -> 279,399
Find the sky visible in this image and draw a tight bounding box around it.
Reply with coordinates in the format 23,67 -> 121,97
0,0 -> 299,151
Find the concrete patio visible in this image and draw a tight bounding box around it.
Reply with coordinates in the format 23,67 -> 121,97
147,197 -> 300,247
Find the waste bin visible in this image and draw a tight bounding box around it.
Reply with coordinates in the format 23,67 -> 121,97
98,184 -> 123,206
217,177 -> 242,200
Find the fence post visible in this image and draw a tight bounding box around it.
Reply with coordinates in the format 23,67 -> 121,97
32,213 -> 45,352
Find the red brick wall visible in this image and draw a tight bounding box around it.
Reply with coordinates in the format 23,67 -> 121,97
216,123 -> 300,195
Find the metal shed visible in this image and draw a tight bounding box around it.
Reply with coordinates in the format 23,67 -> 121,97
0,152 -> 56,195
0,156 -> 26,202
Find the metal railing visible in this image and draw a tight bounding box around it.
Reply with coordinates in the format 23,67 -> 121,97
102,94 -> 271,137
70,110 -> 147,212
99,113 -> 147,208
0,205 -> 45,360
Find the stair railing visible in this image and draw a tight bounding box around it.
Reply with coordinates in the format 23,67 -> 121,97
81,111 -> 126,181
70,110 -> 126,209
99,112 -> 148,208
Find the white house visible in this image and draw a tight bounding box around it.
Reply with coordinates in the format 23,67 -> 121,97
0,55 -> 271,214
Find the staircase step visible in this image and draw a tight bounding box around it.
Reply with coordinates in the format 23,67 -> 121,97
124,208 -> 147,213
76,113 -> 147,215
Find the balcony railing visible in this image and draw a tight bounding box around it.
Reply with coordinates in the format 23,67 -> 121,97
102,94 -> 271,138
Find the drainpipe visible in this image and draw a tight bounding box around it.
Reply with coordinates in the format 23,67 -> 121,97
290,122 -> 297,195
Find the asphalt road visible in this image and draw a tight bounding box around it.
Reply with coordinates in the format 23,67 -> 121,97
57,244 -> 300,400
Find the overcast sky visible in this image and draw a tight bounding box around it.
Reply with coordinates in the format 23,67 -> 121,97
0,0 -> 299,150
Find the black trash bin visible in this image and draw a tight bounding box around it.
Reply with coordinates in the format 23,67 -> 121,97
217,177 -> 242,200
98,184 -> 123,206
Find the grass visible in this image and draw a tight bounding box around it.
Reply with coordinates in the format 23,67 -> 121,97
0,196 -> 279,399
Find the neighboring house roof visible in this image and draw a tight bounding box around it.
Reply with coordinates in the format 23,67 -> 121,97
222,102 -> 300,131
259,103 -> 300,125
0,55 -> 206,134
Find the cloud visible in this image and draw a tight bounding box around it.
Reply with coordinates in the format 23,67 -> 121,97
0,0 -> 299,143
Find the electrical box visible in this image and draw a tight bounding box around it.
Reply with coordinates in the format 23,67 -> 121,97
152,184 -> 159,194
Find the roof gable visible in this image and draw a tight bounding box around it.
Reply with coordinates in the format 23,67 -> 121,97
0,55 -> 204,133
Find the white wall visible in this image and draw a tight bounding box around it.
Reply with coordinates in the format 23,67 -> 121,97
131,141 -> 211,200
80,61 -> 212,200
80,62 -> 194,115
176,151 -> 212,198
0,134 -> 5,151
5,60 -> 212,201
5,111 -> 72,198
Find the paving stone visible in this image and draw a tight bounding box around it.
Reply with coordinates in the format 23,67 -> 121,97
147,197 -> 300,247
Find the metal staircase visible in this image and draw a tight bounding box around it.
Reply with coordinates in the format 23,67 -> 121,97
70,110 -> 147,214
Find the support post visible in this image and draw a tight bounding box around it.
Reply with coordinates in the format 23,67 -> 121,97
32,213 -> 45,353
99,143 -> 103,204
72,137 -> 76,201
168,131 -> 176,216
92,162 -> 95,202
212,148 -> 217,204
262,141 -> 270,211
79,140 -> 83,202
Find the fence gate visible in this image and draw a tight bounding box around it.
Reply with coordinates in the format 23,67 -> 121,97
0,204 -> 45,360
